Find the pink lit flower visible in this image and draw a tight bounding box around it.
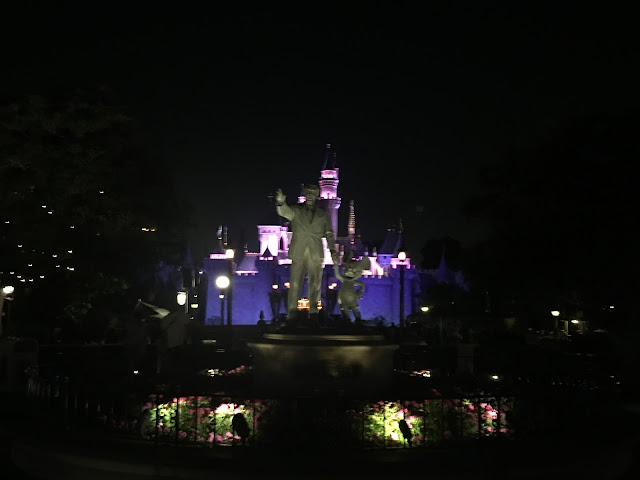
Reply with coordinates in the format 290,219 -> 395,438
485,404 -> 493,411
480,403 -> 487,409
216,435 -> 224,442
488,410 -> 498,420
225,431 -> 233,438
486,427 -> 494,432
468,404 -> 475,411
208,432 -> 215,443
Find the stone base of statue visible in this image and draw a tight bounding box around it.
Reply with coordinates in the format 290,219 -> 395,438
248,330 -> 398,397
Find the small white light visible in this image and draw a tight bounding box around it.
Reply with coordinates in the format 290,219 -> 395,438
52,254 -> 57,258
39,275 -> 44,279
133,370 -> 139,375
176,291 -> 187,306
99,191 -> 104,194
491,375 -> 499,380
571,319 -> 579,324
55,265 -> 60,268
41,205 -> 46,209
67,250 -> 72,254
67,267 -> 75,271
2,286 -> 14,295
17,245 -> 22,248
4,221 -> 9,224
70,225 -> 75,229
190,303 -> 198,309
27,264 -> 33,267
48,211 -> 53,214
219,294 -> 224,299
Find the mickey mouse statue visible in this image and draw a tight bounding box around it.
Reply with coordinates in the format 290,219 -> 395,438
333,251 -> 371,324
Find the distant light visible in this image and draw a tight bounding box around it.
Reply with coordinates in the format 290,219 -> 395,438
39,275 -> 44,279
609,305 -> 615,309
421,306 -> 429,312
133,370 -> 139,375
490,375 -> 500,381
284,282 -> 290,288
4,221 -> 9,224
272,284 -> 278,290
2,286 -> 14,295
67,267 -> 74,271
190,303 -> 198,309
52,254 -> 57,258
20,279 -> 25,282
47,211 -> 53,214
99,191 -> 104,194
27,264 -> 33,267
55,265 -> 60,268
328,285 -> 335,290
70,225 -> 75,229
551,310 -> 560,317
67,250 -> 72,253
141,227 -> 149,232
225,249 -> 235,259
571,319 -> 579,324
28,278 -> 34,282
398,251 -> 407,262
218,294 -> 224,299
41,205 -> 46,208
17,245 -> 22,248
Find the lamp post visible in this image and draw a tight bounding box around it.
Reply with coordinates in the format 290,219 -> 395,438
269,284 -> 282,320
225,249 -> 235,327
398,251 -> 406,332
215,275 -> 230,326
551,310 -> 560,338
1,285 -> 15,336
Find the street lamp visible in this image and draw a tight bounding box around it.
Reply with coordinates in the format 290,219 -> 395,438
215,275 -> 230,326
1,285 -> 15,336
551,310 -> 560,338
225,249 -> 235,326
397,251 -> 406,331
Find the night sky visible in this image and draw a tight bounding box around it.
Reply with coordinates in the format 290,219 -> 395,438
2,3 -> 637,262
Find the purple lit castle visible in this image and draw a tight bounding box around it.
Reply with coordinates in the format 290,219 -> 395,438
200,144 -> 460,326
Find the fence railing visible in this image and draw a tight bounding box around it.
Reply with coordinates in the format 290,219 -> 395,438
25,371 -> 615,450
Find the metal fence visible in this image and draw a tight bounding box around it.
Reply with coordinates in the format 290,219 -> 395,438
24,370 -> 614,450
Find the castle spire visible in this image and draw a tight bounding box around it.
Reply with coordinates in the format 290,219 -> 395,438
348,200 -> 356,245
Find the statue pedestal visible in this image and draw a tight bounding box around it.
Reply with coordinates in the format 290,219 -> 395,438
248,332 -> 398,397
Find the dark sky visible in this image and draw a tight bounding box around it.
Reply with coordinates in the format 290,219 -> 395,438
2,2 -> 638,262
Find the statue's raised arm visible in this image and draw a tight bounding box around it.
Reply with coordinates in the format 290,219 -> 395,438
275,188 -> 295,221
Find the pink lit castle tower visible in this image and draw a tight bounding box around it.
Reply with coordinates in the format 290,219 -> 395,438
317,144 -> 341,238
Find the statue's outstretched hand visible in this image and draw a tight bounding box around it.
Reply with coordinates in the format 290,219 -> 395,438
275,188 -> 286,205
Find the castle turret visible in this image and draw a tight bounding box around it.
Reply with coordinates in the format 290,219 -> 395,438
317,143 -> 341,236
348,200 -> 356,245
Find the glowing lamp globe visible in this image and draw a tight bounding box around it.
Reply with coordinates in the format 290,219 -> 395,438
216,275 -> 230,289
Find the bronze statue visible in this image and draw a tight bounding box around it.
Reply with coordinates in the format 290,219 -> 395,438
275,185 -> 338,320
333,251 -> 370,322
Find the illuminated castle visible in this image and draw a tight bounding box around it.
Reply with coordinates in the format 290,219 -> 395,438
201,144 -> 422,325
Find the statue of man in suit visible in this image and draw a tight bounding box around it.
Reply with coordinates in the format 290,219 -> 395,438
275,184 -> 339,320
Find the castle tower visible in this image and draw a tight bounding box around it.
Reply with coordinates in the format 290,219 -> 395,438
317,143 -> 341,236
348,200 -> 356,245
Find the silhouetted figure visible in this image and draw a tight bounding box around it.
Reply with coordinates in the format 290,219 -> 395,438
232,412 -> 251,445
399,419 -> 413,446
